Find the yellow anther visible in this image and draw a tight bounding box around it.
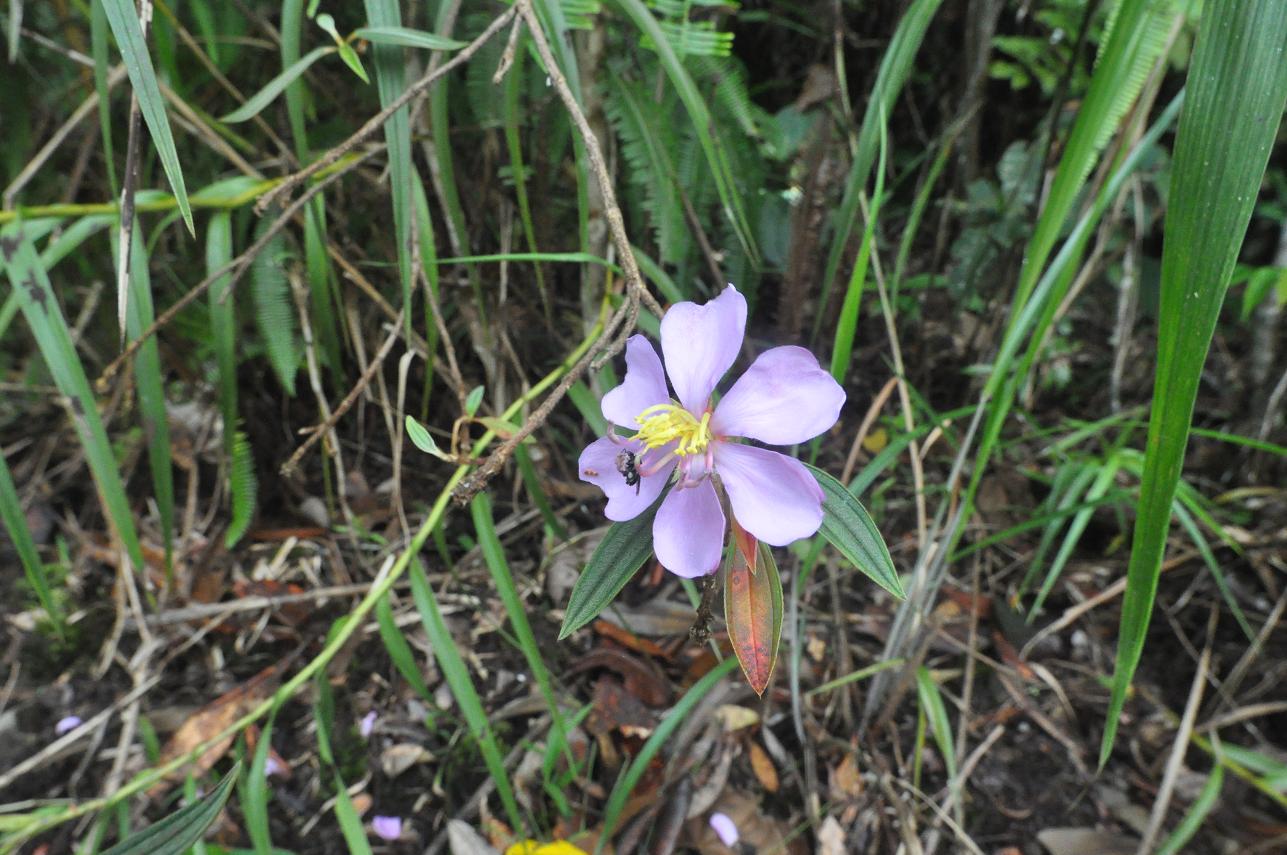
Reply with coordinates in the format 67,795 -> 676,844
634,403 -> 712,456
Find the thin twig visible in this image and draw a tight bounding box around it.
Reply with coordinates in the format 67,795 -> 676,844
282,309 -> 406,477
448,0 -> 665,504
115,0 -> 154,343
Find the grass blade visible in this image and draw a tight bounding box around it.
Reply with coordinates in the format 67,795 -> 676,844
408,559 -> 523,832
220,46 -> 334,123
363,0 -> 415,338
353,26 -> 465,51
99,0 -> 193,234
815,0 -> 943,341
1101,0 -> 1287,768
122,226 -> 173,572
0,448 -> 63,637
0,225 -> 145,574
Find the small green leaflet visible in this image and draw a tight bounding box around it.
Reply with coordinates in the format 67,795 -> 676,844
465,385 -> 485,417
100,763 -> 239,855
404,415 -> 447,459
558,491 -> 666,639
805,462 -> 904,599
316,14 -> 369,83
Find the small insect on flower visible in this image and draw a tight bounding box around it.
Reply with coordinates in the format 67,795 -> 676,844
614,449 -> 641,494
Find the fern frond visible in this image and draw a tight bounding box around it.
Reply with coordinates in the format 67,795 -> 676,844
225,430 -> 257,548
251,220 -> 299,396
604,72 -> 690,263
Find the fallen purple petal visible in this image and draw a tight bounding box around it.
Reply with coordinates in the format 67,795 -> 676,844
54,715 -> 82,735
709,812 -> 739,847
360,710 -> 378,738
372,815 -> 403,841
264,756 -> 282,777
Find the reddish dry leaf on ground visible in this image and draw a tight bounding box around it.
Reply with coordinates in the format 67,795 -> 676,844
148,659 -> 288,795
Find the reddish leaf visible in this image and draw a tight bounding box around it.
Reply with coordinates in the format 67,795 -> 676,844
724,527 -> 783,696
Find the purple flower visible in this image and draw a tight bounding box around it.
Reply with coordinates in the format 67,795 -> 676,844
579,285 -> 844,577
371,815 -> 403,841
709,812 -> 739,847
55,715 -> 83,735
359,710 -> 378,739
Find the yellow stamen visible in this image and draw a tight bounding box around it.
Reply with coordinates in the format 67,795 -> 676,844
634,403 -> 712,456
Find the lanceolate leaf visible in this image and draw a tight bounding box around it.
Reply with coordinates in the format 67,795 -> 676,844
99,0 -> 193,234
806,463 -> 904,599
220,46 -> 334,123
559,491 -> 666,639
725,534 -> 783,696
354,26 -> 466,51
0,226 -> 146,574
1101,0 -> 1287,769
100,763 -> 239,855
0,449 -> 62,637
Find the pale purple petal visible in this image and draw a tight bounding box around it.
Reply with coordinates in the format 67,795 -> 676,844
264,756 -> 283,777
709,812 -> 739,847
660,285 -> 747,413
601,335 -> 670,426
359,710 -> 377,739
55,715 -> 82,735
714,443 -> 824,546
711,346 -> 845,445
371,815 -> 403,841
652,479 -> 724,577
579,437 -> 674,521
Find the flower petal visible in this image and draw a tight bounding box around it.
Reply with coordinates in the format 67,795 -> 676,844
653,478 -> 724,577
714,443 -> 824,546
660,285 -> 747,413
601,335 -> 670,426
711,346 -> 845,444
579,437 -> 674,521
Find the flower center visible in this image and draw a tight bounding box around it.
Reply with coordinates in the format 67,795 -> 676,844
634,403 -> 712,456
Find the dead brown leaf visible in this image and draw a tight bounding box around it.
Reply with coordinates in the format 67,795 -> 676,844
149,660 -> 288,795
747,739 -> 779,793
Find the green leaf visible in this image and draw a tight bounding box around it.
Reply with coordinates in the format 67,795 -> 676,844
816,0 -> 943,339
220,46 -> 334,123
354,26 -> 466,51
98,0 -> 193,234
915,667 -> 958,783
315,14 -> 368,83
363,0 -> 414,337
464,385 -> 485,416
0,449 -> 63,637
121,226 -> 174,573
805,463 -> 904,599
1101,0 -> 1287,769
99,763 -> 239,855
408,560 -> 523,831
1155,764 -> 1223,855
0,225 -> 145,575
558,491 -> 664,639
404,415 -> 446,459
